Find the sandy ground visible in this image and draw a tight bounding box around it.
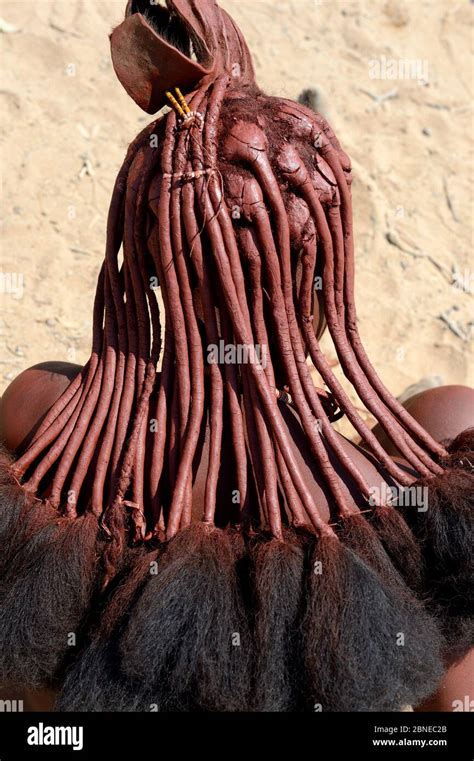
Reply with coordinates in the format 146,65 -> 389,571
0,0 -> 472,426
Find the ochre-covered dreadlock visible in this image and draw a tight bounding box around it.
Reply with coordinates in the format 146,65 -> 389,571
1,0 -> 472,711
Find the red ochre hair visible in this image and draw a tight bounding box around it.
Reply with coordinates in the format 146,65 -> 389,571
1,0 -> 472,710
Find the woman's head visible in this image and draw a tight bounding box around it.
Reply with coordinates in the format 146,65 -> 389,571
12,23 -> 445,551
7,0 -> 447,572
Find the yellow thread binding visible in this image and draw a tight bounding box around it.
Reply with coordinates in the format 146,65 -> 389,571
165,90 -> 186,118
174,87 -> 191,115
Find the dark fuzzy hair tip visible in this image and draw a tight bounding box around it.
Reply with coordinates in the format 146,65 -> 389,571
367,506 -> 424,592
0,500 -> 100,688
249,531 -> 306,711
119,523 -> 252,711
302,534 -> 443,712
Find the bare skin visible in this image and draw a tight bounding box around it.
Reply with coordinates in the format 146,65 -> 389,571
416,648 -> 474,712
370,385 -> 474,457
0,364 -> 472,712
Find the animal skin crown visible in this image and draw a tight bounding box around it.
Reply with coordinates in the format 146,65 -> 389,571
111,0 -> 255,113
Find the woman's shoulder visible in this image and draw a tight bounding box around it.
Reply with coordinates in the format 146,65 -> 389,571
0,362 -> 82,453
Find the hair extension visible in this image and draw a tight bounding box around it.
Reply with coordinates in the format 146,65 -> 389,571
118,525 -> 251,711
0,122 -> 159,688
56,548 -> 161,712
0,512 -> 99,688
367,505 -> 425,591
248,530 -> 307,711
398,430 -> 474,664
0,451 -> 101,688
145,74 -> 444,708
302,534 -> 443,711
2,1 -> 470,708
56,637 -> 152,712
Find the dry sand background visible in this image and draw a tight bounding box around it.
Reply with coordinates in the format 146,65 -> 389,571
0,0 -> 472,422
